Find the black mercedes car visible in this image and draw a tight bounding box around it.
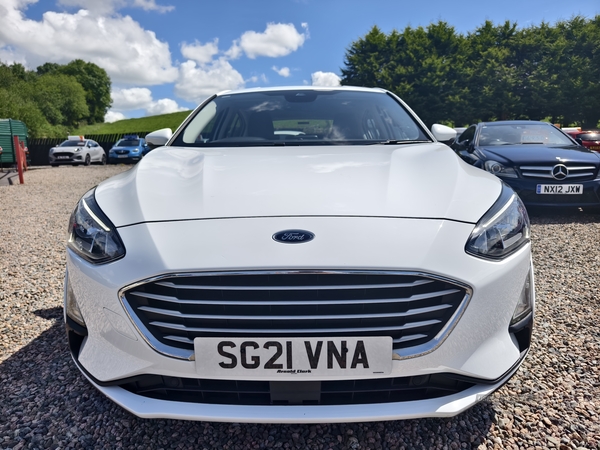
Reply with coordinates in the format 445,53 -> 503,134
452,121 -> 600,209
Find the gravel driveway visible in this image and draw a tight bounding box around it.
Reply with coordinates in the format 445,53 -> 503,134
0,166 -> 598,450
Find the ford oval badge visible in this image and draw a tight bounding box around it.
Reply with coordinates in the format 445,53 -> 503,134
272,229 -> 315,244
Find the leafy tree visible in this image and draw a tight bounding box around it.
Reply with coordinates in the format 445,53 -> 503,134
58,59 -> 112,124
0,88 -> 49,136
28,74 -> 90,127
340,16 -> 600,129
36,62 -> 61,76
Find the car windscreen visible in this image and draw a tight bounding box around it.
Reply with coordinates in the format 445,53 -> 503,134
478,124 -> 575,146
116,139 -> 140,146
172,90 -> 431,147
60,140 -> 85,147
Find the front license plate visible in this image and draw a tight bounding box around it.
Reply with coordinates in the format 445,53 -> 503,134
195,337 -> 393,378
590,146 -> 600,150
56,156 -> 70,159
117,155 -> 128,158
536,184 -> 583,195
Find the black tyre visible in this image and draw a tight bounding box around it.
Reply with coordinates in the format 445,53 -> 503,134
101,154 -> 107,165
51,164 -> 58,167
84,154 -> 91,166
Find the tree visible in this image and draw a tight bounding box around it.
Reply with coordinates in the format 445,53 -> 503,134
29,74 -> 90,127
339,16 -> 600,128
0,88 -> 50,136
58,59 -> 112,124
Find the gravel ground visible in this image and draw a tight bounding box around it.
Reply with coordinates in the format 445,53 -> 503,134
0,165 -> 599,450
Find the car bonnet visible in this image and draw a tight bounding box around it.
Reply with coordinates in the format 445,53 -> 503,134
95,143 -> 502,227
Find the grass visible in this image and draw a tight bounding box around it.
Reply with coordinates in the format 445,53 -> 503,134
71,110 -> 193,135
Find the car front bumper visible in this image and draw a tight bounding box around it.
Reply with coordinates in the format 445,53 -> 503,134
109,153 -> 141,163
504,177 -> 600,207
64,216 -> 534,422
49,153 -> 85,164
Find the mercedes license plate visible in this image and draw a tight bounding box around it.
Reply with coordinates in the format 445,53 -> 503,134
194,337 -> 392,378
536,184 -> 582,194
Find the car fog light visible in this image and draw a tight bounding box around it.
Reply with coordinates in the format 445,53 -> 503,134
65,279 -> 86,327
511,269 -> 533,324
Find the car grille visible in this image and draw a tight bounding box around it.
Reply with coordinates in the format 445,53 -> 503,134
121,271 -> 470,360
115,373 -> 476,406
115,150 -> 129,155
519,164 -> 598,181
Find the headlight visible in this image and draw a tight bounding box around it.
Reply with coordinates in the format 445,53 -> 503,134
484,160 -> 518,178
131,148 -> 139,153
49,148 -> 55,154
68,189 -> 125,264
466,184 -> 530,260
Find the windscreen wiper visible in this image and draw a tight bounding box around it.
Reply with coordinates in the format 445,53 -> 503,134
368,140 -> 431,145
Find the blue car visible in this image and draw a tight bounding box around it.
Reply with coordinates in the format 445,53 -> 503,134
108,135 -> 150,164
451,121 -> 600,209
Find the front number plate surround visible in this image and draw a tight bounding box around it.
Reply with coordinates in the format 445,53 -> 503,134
536,184 -> 583,195
194,337 -> 392,378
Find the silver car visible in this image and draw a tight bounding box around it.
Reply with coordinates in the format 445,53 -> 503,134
49,137 -> 106,166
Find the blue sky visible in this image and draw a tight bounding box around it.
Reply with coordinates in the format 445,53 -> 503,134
1,0 -> 598,121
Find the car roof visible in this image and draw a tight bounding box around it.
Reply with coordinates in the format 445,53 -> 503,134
479,120 -> 552,127
215,85 -> 388,97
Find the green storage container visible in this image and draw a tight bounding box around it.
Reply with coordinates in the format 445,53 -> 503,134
0,119 -> 29,165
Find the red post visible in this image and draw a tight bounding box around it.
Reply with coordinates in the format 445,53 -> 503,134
13,135 -> 24,184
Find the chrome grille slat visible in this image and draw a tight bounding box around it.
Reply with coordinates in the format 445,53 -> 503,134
163,333 -> 431,345
121,271 -> 471,360
521,172 -> 554,178
149,319 -> 442,334
519,164 -> 597,180
137,303 -> 453,320
130,288 -> 461,306
154,279 -> 434,291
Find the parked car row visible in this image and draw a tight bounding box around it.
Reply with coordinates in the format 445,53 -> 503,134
451,121 -> 600,210
48,134 -> 152,167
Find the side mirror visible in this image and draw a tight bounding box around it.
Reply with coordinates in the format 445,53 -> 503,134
145,128 -> 173,149
576,138 -> 584,146
431,124 -> 457,144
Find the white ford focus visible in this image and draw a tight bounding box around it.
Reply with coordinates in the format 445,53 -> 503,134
64,86 -> 534,423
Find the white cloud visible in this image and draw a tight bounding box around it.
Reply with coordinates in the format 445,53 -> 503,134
111,87 -> 186,116
236,23 -> 307,59
132,0 -> 174,13
57,0 -> 123,15
0,4 -> 178,85
224,42 -> 243,60
311,71 -> 341,87
146,98 -> 187,115
175,59 -> 245,103
105,110 -> 126,123
57,0 -> 173,14
111,87 -> 153,110
272,66 -> 290,77
181,39 -> 219,65
247,74 -> 268,84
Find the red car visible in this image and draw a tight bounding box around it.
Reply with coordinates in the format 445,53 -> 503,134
564,129 -> 600,152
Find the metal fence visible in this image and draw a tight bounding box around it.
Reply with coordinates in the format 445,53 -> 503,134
28,131 -> 150,166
